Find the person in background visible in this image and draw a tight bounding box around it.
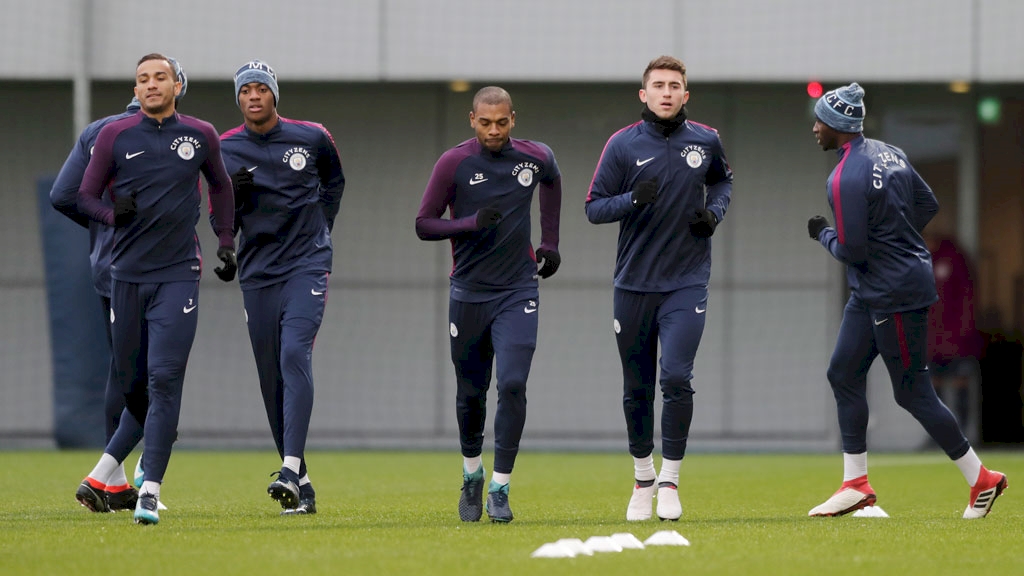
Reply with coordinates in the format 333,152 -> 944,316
925,229 -> 983,441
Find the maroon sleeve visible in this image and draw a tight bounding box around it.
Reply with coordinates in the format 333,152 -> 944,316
76,124 -> 118,226
414,151 -> 477,241
538,174 -> 561,252
197,121 -> 235,248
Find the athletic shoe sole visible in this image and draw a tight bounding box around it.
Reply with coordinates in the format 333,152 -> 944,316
268,481 -> 300,509
76,480 -> 110,513
281,498 -> 317,516
809,492 -> 876,517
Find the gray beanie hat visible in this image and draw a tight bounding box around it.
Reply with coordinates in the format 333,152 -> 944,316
814,82 -> 865,133
168,56 -> 188,102
234,60 -> 279,107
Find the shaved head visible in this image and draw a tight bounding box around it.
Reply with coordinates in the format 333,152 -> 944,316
472,86 -> 513,113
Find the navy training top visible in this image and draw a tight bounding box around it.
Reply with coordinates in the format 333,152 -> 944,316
586,118 -> 733,292
50,101 -> 141,297
77,111 -> 234,283
220,117 -> 345,290
415,137 -> 562,302
816,135 -> 939,312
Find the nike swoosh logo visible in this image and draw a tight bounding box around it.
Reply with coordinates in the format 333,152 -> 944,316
874,317 -> 888,326
247,166 -> 258,172
126,151 -> 145,159
311,289 -> 324,296
695,306 -> 706,314
524,307 -> 537,314
469,178 -> 488,186
636,157 -> 655,166
183,305 -> 197,314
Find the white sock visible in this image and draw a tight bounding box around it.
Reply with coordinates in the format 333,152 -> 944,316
299,474 -> 311,487
87,453 -> 119,485
658,458 -> 681,486
283,456 -> 301,476
463,456 -> 482,474
107,462 -> 128,486
491,472 -> 511,486
843,452 -> 868,482
141,480 -> 161,500
954,448 -> 983,487
633,454 -> 656,482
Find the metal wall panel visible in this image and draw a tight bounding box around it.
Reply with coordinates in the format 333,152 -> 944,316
0,0 -> 1020,82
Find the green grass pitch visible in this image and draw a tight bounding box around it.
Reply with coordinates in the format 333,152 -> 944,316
1,450 -> 1021,575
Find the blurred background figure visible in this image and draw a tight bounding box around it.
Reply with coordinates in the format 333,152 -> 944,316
926,228 -> 984,444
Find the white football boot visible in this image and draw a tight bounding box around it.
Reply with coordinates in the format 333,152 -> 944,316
656,482 -> 682,521
808,475 -> 876,517
626,480 -> 656,521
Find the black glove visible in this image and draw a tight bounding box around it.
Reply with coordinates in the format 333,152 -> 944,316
214,246 -> 237,282
113,192 -> 137,227
808,215 -> 829,240
536,248 -> 561,279
476,206 -> 502,231
689,209 -> 718,238
231,167 -> 255,205
631,178 -> 658,207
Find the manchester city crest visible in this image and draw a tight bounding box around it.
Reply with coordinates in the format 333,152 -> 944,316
685,150 -> 702,168
682,144 -> 706,168
177,141 -> 195,160
512,161 -> 540,187
517,168 -> 534,187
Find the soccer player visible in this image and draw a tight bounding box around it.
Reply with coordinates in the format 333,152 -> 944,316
52,58 -> 188,514
220,60 -> 345,515
585,55 -> 732,522
415,86 -> 562,523
805,82 -> 1007,519
74,53 -> 237,525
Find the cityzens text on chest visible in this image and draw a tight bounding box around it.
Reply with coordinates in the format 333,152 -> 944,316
170,135 -> 201,151
512,161 -> 541,187
282,147 -> 312,162
511,161 -> 540,177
